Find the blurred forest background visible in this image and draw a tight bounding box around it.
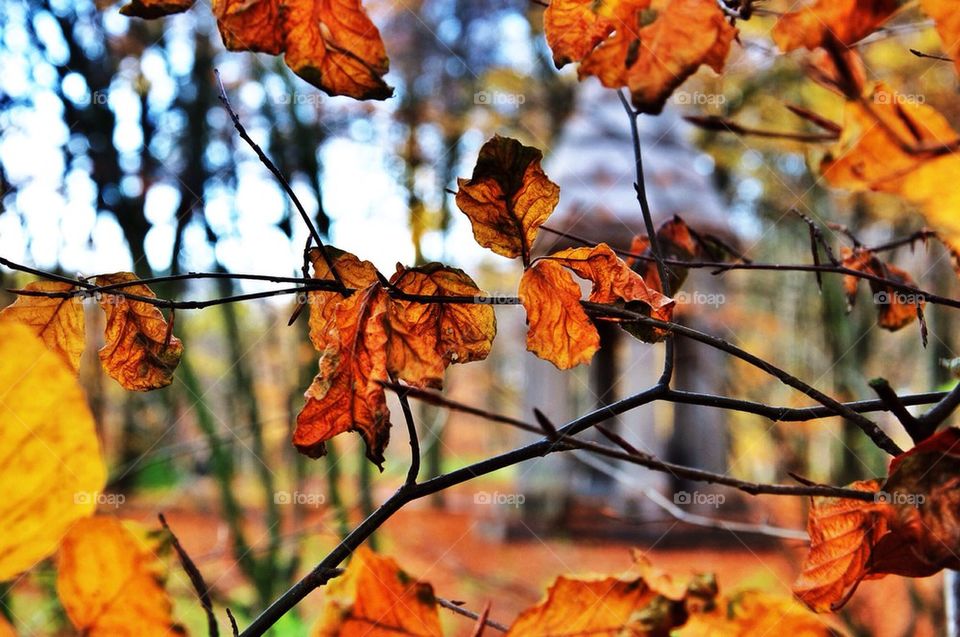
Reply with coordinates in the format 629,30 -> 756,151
1,0 -> 959,635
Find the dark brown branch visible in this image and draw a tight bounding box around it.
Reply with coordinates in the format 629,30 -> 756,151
917,382 -> 960,435
910,48 -> 953,62
159,513 -> 218,637
684,115 -> 838,143
868,378 -> 927,443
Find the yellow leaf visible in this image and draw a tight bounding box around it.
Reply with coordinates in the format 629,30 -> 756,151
679,591 -> 840,636
0,322 -> 105,581
119,0 -> 194,18
312,546 -> 442,637
922,0 -> 960,75
0,281 -> 85,374
57,517 -> 185,637
96,272 -> 184,391
773,0 -> 899,52
456,136 -> 560,263
387,263 -> 496,388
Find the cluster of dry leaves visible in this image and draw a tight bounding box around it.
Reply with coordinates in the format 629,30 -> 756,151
3,0 -> 960,632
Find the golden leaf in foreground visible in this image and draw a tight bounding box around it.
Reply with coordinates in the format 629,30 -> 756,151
312,546 -> 442,637
773,0 -> 899,52
0,616 -> 14,637
0,280 -> 85,373
922,0 -> 960,74
211,0 -> 392,100
387,263 -> 496,388
119,0 -> 194,18
679,591 -> 840,636
456,136 -> 560,264
57,517 -> 185,637
296,283 -> 391,466
545,0 -> 736,114
0,322 -> 106,581
96,272 -> 183,391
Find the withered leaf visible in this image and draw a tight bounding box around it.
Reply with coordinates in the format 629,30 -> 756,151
456,135 -> 560,264
0,280 -> 85,374
57,517 -> 185,637
311,546 -> 442,637
773,0 -> 899,52
0,323 -> 106,581
840,246 -> 923,331
387,263 -> 496,388
520,243 -> 675,369
211,0 -> 392,100
296,283 -> 391,467
96,272 -> 184,391
546,0 -> 736,114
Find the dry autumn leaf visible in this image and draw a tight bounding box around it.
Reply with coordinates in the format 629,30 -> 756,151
57,516 -> 185,637
840,246 -> 923,331
0,280 -> 85,373
793,480 -> 888,612
311,546 -> 442,637
773,0 -> 899,52
627,216 -> 703,294
306,247 -> 379,359
0,616 -> 14,637
545,0 -> 736,114
211,0 -> 392,100
387,263 -> 496,388
96,272 -> 184,391
0,322 -> 106,581
456,136 -> 560,265
119,0 -> 194,18
520,243 -> 675,369
922,0 -> 960,74
296,282 -> 391,466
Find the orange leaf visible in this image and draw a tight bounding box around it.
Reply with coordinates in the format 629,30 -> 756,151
679,591 -> 841,636
628,217 -> 702,294
793,479 -> 888,612
520,258 -> 600,370
306,247 -> 379,358
0,616 -> 14,637
119,0 -> 194,18
387,263 -> 496,388
520,244 -> 674,369
96,272 -> 184,391
772,0 -> 899,52
57,517 -> 185,637
456,136 -> 560,264
0,323 -> 106,581
822,82 -> 960,243
922,0 -> 960,74
840,246 -> 923,331
211,0 -> 392,100
311,546 -> 442,637
546,0 -> 736,114
0,280 -> 85,373
296,283 -> 391,466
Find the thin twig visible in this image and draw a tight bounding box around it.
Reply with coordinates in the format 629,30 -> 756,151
159,513 -> 219,637
213,70 -> 347,294
437,598 -> 508,633
868,378 -> 927,443
396,382 -> 421,486
684,115 -> 838,143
